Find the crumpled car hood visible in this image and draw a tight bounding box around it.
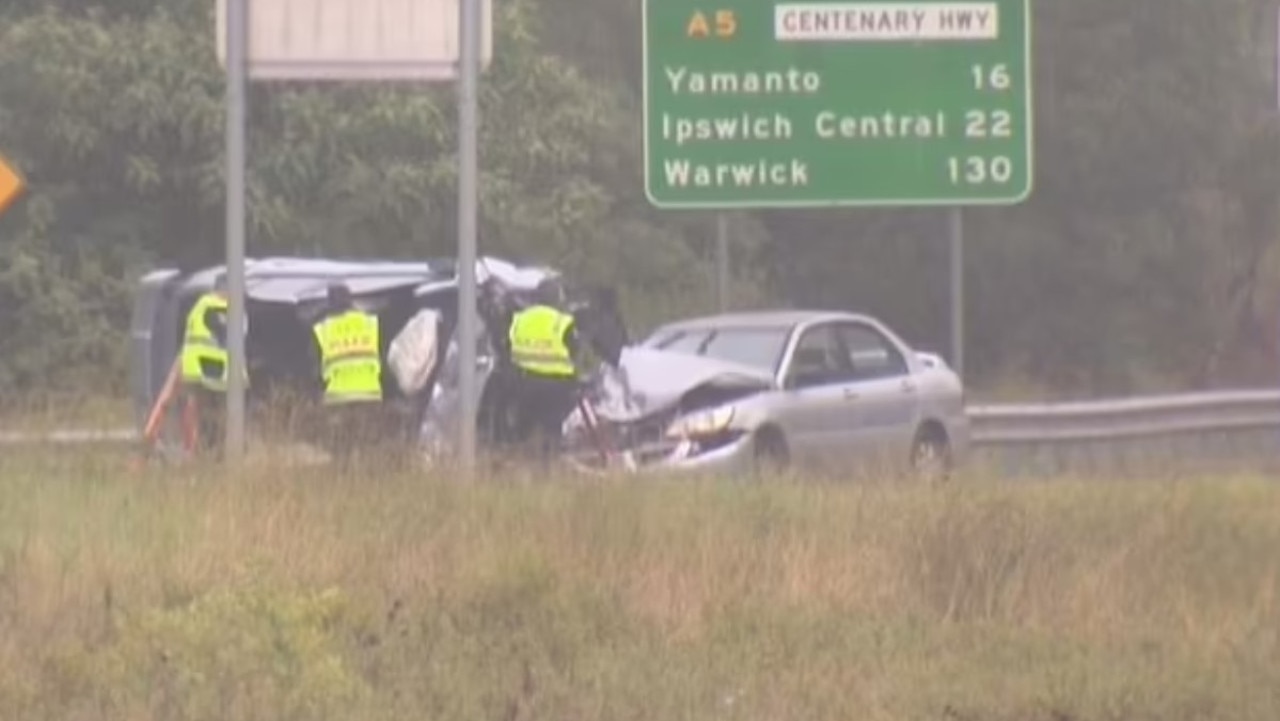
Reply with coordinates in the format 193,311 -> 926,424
590,346 -> 774,423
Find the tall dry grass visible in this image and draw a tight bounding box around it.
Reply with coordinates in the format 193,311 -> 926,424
0,393 -> 133,433
1,446 -> 1277,720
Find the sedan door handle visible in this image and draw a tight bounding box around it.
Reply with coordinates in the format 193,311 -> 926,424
843,388 -> 859,401
900,379 -> 917,393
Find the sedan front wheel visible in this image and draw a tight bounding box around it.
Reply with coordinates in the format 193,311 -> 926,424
909,429 -> 952,483
751,428 -> 790,477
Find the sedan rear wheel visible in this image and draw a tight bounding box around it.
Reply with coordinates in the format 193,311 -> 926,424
910,430 -> 952,484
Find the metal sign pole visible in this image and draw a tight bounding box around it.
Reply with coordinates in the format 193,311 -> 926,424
949,207 -> 965,379
455,0 -> 482,478
224,0 -> 248,463
213,0 -> 493,469
715,213 -> 729,311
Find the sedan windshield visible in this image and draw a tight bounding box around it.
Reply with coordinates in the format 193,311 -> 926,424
647,326 -> 791,374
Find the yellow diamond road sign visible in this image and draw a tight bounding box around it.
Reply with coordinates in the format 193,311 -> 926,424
0,154 -> 24,218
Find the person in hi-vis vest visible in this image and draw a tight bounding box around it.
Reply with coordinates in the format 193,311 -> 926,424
505,282 -> 588,459
311,281 -> 383,466
178,273 -> 243,455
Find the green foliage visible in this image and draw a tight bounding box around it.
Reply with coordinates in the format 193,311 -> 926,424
2,0 -> 1280,395
0,0 -> 709,392
0,7 -> 226,388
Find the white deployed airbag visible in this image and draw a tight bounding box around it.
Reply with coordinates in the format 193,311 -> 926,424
388,308 -> 442,395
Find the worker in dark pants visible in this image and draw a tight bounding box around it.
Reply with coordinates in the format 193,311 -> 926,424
502,281 -> 631,463
311,281 -> 384,470
505,291 -> 587,463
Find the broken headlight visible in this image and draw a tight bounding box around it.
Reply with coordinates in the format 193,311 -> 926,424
664,406 -> 735,439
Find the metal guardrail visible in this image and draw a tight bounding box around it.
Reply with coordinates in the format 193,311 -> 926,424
3,390 -> 1280,462
0,428 -> 138,445
967,389 -> 1280,444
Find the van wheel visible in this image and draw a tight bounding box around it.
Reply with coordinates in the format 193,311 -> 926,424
752,428 -> 790,476
910,426 -> 951,483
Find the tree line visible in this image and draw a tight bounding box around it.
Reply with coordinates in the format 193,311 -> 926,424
1,0 -> 1278,399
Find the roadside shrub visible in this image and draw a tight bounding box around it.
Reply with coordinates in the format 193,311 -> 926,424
33,585 -> 368,721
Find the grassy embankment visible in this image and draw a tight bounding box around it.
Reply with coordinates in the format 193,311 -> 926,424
1,446 -> 1277,721
0,395 -> 133,435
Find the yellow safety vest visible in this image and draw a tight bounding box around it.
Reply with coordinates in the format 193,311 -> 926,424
314,309 -> 383,405
180,292 -> 229,391
509,305 -> 576,377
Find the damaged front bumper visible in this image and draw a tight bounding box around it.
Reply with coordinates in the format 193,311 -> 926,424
562,412 -> 757,475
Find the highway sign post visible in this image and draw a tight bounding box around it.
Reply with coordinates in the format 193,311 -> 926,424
223,0 -> 249,464
643,0 -> 1033,208
216,0 -> 492,472
0,154 -> 25,219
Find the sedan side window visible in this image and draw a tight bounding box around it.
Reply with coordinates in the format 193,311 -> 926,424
784,324 -> 854,388
835,323 -> 909,380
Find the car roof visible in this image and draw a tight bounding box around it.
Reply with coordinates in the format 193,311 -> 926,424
649,309 -> 878,335
158,255 -> 559,304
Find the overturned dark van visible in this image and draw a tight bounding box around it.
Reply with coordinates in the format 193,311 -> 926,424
128,255 -> 566,458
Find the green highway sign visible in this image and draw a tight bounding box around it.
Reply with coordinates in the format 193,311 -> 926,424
642,0 -> 1033,208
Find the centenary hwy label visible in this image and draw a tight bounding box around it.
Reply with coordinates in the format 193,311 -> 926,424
642,0 -> 1033,208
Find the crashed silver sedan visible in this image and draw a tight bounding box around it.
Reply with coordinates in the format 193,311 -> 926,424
564,310 -> 970,478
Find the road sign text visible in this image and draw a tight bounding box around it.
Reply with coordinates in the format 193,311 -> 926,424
643,0 -> 1033,208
